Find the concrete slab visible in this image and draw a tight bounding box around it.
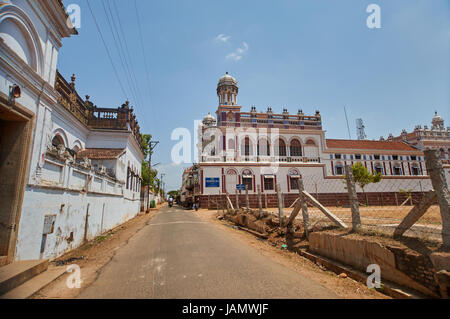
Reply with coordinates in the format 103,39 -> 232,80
0,260 -> 48,295
1,266 -> 67,299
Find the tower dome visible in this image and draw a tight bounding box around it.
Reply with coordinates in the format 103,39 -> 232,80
217,72 -> 238,106
202,113 -> 216,126
432,111 -> 444,129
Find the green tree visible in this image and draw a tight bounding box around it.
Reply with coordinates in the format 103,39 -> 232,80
350,162 -> 382,206
141,134 -> 152,157
141,134 -> 157,187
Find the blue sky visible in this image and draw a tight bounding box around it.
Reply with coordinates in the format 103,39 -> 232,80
60,0 -> 449,191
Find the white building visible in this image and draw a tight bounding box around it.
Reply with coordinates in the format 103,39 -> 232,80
0,0 -> 144,264
192,73 -> 441,208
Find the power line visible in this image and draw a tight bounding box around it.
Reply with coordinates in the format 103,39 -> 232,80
134,0 -> 153,113
110,0 -> 145,110
86,0 -> 128,100
101,0 -> 140,108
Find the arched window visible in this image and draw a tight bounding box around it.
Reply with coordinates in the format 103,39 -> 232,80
275,139 -> 286,157
228,139 -> 235,150
257,138 -> 270,156
242,137 -> 252,156
290,139 -> 302,157
52,135 -> 65,147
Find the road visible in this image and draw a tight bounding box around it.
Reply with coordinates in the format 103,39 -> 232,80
78,205 -> 338,299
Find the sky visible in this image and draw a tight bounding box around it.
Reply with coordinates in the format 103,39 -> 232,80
60,0 -> 449,191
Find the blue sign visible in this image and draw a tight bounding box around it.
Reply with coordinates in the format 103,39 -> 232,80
236,184 -> 245,191
205,178 -> 220,188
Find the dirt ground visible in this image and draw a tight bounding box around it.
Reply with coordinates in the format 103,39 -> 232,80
33,204 -> 389,299
264,205 -> 442,226
192,209 -> 389,299
31,205 -> 164,299
260,204 -> 443,245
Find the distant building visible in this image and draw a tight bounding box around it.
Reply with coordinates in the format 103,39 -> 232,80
387,112 -> 450,164
187,73 -> 444,209
0,1 -> 144,263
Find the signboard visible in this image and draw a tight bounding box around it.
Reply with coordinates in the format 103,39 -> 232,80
205,177 -> 220,188
236,184 -> 245,191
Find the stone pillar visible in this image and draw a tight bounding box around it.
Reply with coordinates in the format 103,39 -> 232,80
345,164 -> 361,231
425,150 -> 450,247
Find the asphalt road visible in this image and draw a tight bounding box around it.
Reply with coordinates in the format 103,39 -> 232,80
78,205 -> 338,299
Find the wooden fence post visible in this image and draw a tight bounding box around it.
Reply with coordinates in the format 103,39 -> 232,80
345,164 -> 361,231
245,185 -> 250,210
298,178 -> 310,238
425,150 -> 450,248
276,184 -> 283,227
257,186 -> 263,218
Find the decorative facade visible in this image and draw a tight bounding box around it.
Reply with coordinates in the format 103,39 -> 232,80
387,112 -> 450,165
0,0 -> 144,263
186,73 -> 447,209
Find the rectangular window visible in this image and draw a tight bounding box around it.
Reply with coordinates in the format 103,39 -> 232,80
335,154 -> 341,159
411,166 -> 420,176
411,156 -> 417,161
243,177 -> 253,191
335,166 -> 344,175
350,155 -> 354,160
374,155 -> 380,160
355,154 -> 362,160
392,155 -> 399,161
393,166 -> 402,176
290,177 -> 299,190
375,166 -> 383,175
264,176 -> 274,190
382,155 -> 385,160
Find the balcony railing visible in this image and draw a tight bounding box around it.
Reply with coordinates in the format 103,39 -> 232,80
55,71 -> 143,150
201,155 -> 321,163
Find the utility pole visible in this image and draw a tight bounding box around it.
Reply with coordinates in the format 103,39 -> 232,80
146,141 -> 159,213
160,173 -> 166,201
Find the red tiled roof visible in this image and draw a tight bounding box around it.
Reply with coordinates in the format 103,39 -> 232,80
77,148 -> 125,160
326,139 -> 419,151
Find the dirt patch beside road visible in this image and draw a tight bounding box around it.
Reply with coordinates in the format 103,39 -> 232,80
31,205 -> 164,299
192,209 -> 389,299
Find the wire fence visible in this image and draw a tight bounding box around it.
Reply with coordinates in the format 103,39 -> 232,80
212,151 -> 448,246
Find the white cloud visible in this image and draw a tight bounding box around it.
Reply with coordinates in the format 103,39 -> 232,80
226,42 -> 249,61
215,34 -> 231,43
